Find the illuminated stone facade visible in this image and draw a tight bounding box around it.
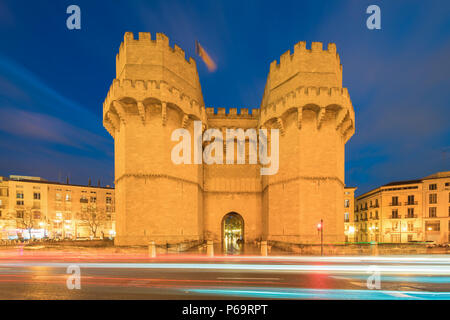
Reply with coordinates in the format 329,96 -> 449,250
355,171 -> 450,244
103,32 -> 355,246
0,175 -> 115,240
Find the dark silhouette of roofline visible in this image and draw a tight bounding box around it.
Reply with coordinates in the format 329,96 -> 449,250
4,177 -> 114,190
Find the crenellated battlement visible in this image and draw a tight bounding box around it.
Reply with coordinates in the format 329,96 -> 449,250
116,32 -> 196,70
116,32 -> 204,106
205,107 -> 260,119
268,41 -> 340,72
262,41 -> 343,107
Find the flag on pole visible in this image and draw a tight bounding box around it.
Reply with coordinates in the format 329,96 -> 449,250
195,40 -> 217,72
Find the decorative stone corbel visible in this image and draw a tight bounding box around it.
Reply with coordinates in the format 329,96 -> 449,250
297,107 -> 303,129
277,117 -> 285,136
161,102 -> 167,126
137,101 -> 145,124
181,113 -> 189,129
112,100 -> 127,124
317,107 -> 326,129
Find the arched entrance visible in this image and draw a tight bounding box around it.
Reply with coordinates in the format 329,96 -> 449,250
222,212 -> 244,254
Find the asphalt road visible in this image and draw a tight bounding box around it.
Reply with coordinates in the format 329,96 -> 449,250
0,248 -> 449,299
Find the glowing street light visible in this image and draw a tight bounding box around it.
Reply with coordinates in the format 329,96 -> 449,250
317,219 -> 323,256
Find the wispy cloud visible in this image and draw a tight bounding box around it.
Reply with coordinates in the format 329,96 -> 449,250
0,53 -> 113,182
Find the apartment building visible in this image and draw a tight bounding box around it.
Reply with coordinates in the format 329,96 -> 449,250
344,187 -> 357,242
355,171 -> 450,244
0,175 -> 115,240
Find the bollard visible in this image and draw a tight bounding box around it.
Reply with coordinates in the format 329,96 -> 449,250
206,240 -> 214,257
261,240 -> 268,256
148,241 -> 156,258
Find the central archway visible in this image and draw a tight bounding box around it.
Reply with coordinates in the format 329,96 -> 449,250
222,212 -> 244,254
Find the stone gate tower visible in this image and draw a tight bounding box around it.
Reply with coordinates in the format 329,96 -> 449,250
103,32 -> 355,246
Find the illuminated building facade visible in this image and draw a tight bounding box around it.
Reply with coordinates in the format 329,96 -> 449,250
343,187 -> 357,242
102,32 -> 355,246
0,175 -> 115,240
355,171 -> 450,244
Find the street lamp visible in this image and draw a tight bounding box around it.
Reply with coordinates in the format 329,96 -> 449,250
317,219 -> 323,256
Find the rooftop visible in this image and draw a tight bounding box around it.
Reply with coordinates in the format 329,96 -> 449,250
2,175 -> 114,190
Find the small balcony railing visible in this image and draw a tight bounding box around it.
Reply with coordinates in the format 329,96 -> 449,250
404,201 -> 418,206
389,202 -> 401,206
390,215 -> 402,219
405,214 -> 418,219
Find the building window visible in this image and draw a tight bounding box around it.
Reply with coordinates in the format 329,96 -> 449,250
33,192 -> 41,200
16,200 -> 24,206
392,209 -> 399,219
106,196 -> 112,204
90,197 -> 97,203
344,199 -> 350,208
407,195 -> 415,205
16,211 -> 24,218
391,196 -> 399,206
429,207 -> 437,218
429,184 -> 437,190
429,193 -> 437,204
375,211 -> 379,219
407,208 -> 414,218
16,191 -> 24,199
66,193 -> 71,201
344,212 -> 349,222
33,212 -> 41,219
426,221 -> 440,231
55,193 -> 62,201
407,222 -> 414,232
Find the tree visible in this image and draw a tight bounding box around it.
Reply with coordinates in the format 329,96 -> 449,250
77,205 -> 107,238
15,207 -> 37,239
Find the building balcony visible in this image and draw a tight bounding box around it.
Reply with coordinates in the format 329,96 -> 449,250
80,198 -> 88,203
404,201 -> 418,206
385,228 -> 421,233
389,215 -> 402,219
405,214 -> 418,219
389,202 -> 401,206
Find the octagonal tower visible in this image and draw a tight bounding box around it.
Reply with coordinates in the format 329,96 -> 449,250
259,41 -> 355,244
103,32 -> 206,245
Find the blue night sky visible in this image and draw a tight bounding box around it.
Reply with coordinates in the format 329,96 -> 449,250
0,0 -> 449,195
